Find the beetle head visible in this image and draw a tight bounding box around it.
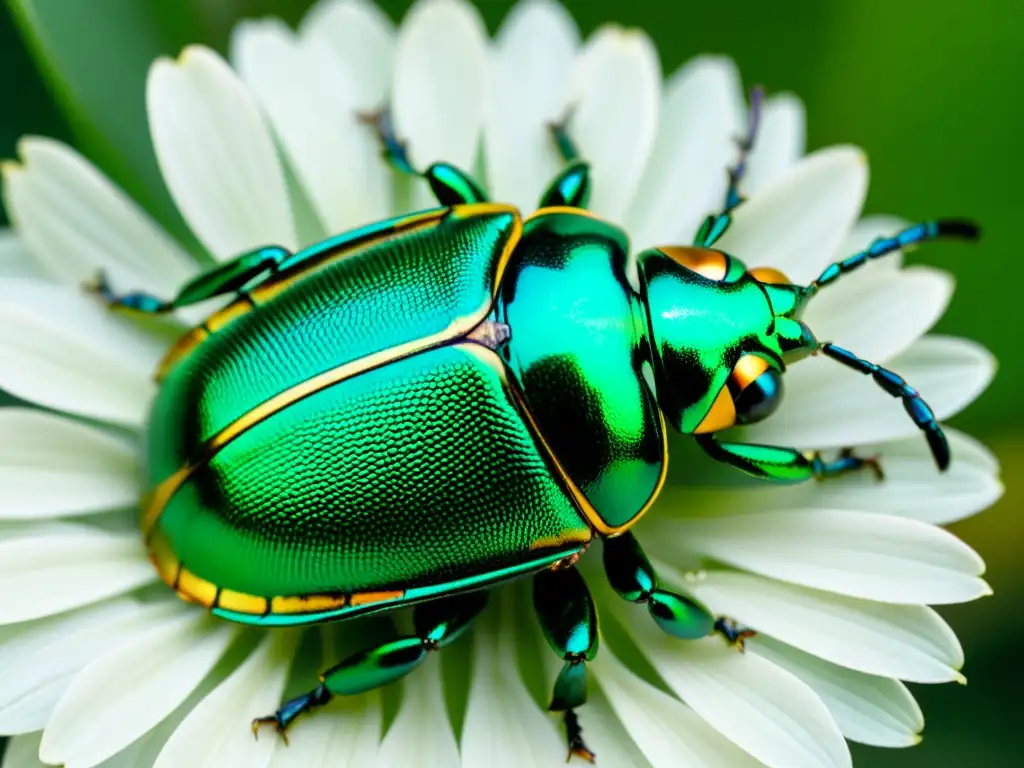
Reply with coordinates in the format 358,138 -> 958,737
637,246 -> 809,436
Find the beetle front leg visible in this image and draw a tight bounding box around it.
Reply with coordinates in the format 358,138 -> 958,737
533,566 -> 598,763
88,244 -> 291,315
358,107 -> 489,206
252,591 -> 487,741
695,434 -> 884,482
602,531 -> 754,649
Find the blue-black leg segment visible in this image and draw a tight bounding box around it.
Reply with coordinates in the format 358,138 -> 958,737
819,343 -> 950,470
88,245 -> 292,314
548,108 -> 583,164
602,531 -> 754,648
533,566 -> 598,763
252,591 -> 487,742
805,219 -> 980,297
722,85 -> 764,214
358,107 -> 489,206
692,87 -> 765,247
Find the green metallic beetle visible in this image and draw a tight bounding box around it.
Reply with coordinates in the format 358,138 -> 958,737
95,93 -> 977,761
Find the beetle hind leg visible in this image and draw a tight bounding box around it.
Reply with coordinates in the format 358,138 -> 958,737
251,592 -> 488,741
533,566 -> 598,763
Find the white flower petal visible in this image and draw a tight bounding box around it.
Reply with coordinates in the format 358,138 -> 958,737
744,93 -> 806,196
680,570 -> 964,682
626,56 -> 743,250
650,509 -> 988,605
0,409 -> 137,520
485,0 -> 579,211
392,0 -> 488,211
154,630 -> 298,768
609,601 -> 850,768
0,230 -> 45,280
375,654 -> 458,767
591,648 -> 759,768
0,280 -> 161,427
1,140 -> 195,292
569,25 -> 661,222
460,598 -> 563,767
232,21 -> 391,233
0,524 -> 156,624
2,732 -> 44,768
299,0 -> 396,109
802,266 -> 953,365
148,46 -> 297,259
40,607 -> 237,768
753,636 -> 923,748
716,146 -> 868,283
752,335 -> 995,450
0,601 -> 185,737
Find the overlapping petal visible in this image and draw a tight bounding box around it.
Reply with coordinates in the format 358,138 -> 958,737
0,280 -> 162,427
1,140 -> 195,292
148,46 -> 298,259
568,25 -> 661,222
647,509 -> 988,604
0,524 -> 155,624
232,20 -> 392,233
0,409 -> 137,519
38,607 -> 236,768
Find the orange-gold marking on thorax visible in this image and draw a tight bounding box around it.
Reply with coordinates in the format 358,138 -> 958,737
659,246 -> 728,281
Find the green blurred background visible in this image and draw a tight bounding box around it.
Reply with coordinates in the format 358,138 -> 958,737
1,0 -> 1019,765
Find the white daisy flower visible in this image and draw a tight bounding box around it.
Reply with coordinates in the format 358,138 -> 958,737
0,0 -> 999,766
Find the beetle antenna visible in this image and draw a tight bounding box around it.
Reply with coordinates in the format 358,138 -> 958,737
803,219 -> 979,299
818,343 -> 949,471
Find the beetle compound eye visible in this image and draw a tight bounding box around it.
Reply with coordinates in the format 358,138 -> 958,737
734,368 -> 783,424
731,354 -> 784,425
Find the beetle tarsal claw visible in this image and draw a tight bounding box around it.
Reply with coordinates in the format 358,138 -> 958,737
251,716 -> 289,746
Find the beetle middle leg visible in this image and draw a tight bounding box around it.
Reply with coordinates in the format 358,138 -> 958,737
533,565 -> 599,763
88,244 -> 291,315
251,591 -> 487,741
535,109 -> 592,210
693,86 -> 765,248
358,107 -> 489,206
602,531 -> 754,647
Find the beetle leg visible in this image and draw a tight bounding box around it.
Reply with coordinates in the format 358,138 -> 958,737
538,160 -> 591,210
602,531 -> 754,649
251,592 -> 487,741
533,566 -> 598,763
721,86 -> 764,214
695,434 -> 886,482
87,245 -> 291,315
536,109 -> 593,210
692,87 -> 765,247
358,107 -> 489,206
